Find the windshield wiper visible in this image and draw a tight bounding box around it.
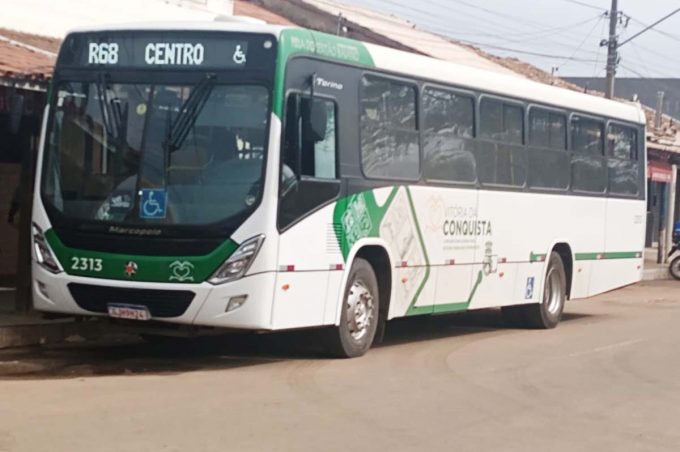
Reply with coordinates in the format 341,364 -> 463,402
164,73 -> 216,153
95,72 -> 126,147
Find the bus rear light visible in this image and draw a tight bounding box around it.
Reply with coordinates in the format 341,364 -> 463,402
329,264 -> 344,271
279,265 -> 295,272
446,259 -> 456,265
32,223 -> 62,274
208,235 -> 265,285
226,295 -> 248,312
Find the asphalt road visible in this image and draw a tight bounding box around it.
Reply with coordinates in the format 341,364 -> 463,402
0,281 -> 679,452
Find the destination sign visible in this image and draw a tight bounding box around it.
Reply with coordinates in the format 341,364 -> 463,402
58,32 -> 275,70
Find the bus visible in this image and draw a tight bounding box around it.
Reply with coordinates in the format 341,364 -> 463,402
31,19 -> 647,358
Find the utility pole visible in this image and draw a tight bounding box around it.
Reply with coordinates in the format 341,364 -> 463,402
604,0 -> 618,99
601,3 -> 680,100
655,91 -> 665,129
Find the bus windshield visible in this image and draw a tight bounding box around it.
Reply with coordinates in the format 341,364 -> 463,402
42,80 -> 269,227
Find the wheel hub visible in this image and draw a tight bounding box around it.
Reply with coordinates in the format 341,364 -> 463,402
544,268 -> 562,315
346,281 -> 374,341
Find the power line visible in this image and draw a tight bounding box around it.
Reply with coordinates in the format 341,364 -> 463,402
364,0 -> 604,55
591,13 -> 608,77
619,7 -> 680,47
554,14 -> 606,71
355,20 -> 601,62
562,0 -> 606,12
629,16 -> 680,44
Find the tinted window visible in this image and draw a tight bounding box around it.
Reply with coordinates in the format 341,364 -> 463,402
279,94 -> 340,229
572,154 -> 607,193
571,116 -> 603,154
607,123 -> 639,196
529,108 -> 566,150
422,88 -> 476,183
608,159 -> 639,196
360,76 -> 419,180
423,88 -> 474,137
283,95 -> 337,181
480,99 -> 524,144
607,124 -> 637,159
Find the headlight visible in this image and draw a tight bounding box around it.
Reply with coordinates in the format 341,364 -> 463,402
209,235 -> 264,285
32,223 -> 62,274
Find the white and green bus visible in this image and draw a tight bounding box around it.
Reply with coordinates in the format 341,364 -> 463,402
32,19 -> 646,357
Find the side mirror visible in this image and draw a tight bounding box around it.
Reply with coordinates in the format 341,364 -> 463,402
302,98 -> 328,143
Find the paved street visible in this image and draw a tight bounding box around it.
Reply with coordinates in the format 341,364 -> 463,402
0,281 -> 679,451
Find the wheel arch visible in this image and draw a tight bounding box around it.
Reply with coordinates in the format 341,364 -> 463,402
334,239 -> 394,327
551,242 -> 574,299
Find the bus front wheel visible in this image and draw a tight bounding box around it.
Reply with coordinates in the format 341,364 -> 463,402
502,251 -> 566,329
325,258 -> 379,358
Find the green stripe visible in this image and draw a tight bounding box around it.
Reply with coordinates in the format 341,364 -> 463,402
46,229 -> 237,284
530,252 -> 546,263
274,28 -> 375,117
404,187 -> 431,315
408,270 -> 484,316
531,251 -> 642,262
575,251 -> 642,261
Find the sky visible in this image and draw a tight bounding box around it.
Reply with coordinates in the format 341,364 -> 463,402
337,0 -> 680,79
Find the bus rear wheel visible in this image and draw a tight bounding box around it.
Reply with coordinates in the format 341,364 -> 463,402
502,251 -> 566,329
324,258 -> 379,358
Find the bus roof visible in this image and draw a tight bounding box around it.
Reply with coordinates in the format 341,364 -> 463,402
64,21 -> 645,125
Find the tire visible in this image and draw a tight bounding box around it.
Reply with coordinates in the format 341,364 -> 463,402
324,258 -> 380,358
500,305 -> 526,328
670,256 -> 680,280
502,251 -> 566,329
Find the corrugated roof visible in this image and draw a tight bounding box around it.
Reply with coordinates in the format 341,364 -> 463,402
0,28 -> 57,81
234,1 -> 294,25
302,0 -> 518,76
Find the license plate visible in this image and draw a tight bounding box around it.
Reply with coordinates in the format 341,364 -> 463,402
107,304 -> 151,321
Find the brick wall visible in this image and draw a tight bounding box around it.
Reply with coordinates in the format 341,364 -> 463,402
0,163 -> 20,283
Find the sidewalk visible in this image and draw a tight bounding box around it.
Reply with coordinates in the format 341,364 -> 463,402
0,289 -> 103,349
643,248 -> 671,281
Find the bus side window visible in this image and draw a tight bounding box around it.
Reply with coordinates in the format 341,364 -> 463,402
571,116 -> 606,193
279,93 -> 340,230
527,108 -> 569,190
607,123 -> 640,196
360,76 -> 419,180
422,87 -> 476,184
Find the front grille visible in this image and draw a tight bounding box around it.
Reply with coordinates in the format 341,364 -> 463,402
68,284 -> 195,318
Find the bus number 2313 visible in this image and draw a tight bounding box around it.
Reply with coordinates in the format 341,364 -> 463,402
71,257 -> 103,272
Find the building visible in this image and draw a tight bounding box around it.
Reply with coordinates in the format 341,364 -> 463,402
566,77 -> 680,120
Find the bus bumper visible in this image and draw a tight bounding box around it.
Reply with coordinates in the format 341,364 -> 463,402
32,263 -> 276,330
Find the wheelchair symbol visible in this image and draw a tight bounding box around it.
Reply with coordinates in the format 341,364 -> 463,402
139,189 -> 167,219
233,45 -> 247,65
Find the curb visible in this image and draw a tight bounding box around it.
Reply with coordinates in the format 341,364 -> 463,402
642,267 -> 671,281
0,319 -> 104,350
